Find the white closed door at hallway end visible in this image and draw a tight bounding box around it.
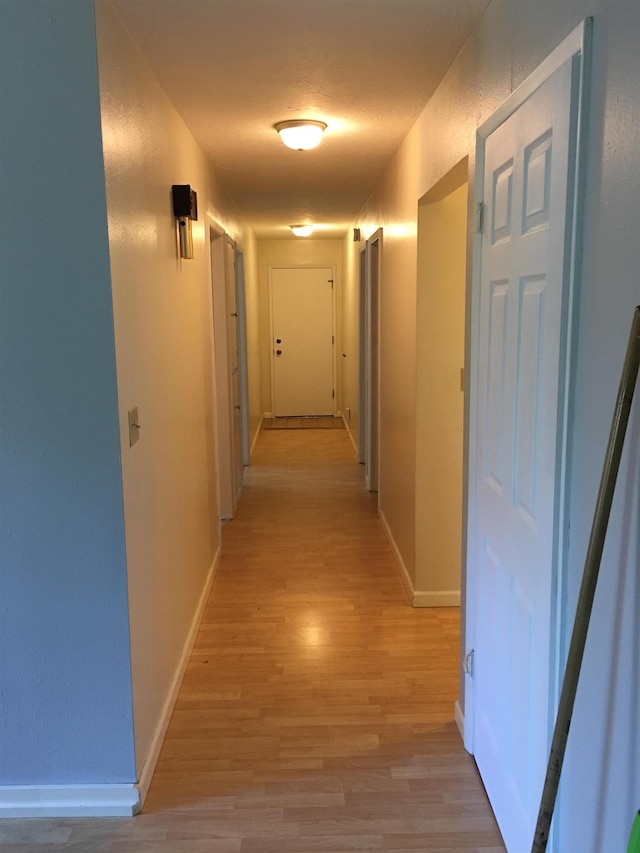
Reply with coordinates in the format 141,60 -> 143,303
271,267 -> 335,417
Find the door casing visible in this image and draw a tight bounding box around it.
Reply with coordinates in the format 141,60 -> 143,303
208,220 -> 247,519
363,230 -> 382,493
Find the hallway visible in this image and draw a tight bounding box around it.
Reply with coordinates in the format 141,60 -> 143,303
2,429 -> 504,852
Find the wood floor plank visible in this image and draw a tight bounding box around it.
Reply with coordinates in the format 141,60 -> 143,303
4,430 -> 504,851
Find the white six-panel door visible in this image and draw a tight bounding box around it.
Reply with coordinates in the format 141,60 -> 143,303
471,56 -> 577,853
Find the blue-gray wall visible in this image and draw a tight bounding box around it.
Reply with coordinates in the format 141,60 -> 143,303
561,4 -> 640,846
0,0 -> 135,783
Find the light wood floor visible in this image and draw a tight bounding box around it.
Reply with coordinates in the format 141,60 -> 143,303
2,430 -> 505,852
261,416 -> 344,430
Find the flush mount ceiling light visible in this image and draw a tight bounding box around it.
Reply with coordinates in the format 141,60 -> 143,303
291,224 -> 314,237
275,120 -> 327,151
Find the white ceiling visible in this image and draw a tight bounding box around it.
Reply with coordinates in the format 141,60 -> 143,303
113,0 -> 490,239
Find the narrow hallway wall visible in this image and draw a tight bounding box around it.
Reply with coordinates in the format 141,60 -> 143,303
344,2 -> 640,848
96,0 -> 257,783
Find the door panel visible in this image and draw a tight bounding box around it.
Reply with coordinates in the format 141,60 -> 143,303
271,267 -> 334,417
472,57 -> 576,852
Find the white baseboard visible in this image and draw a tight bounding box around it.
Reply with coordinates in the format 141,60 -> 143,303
0,550 -> 222,819
251,416 -> 263,455
136,548 -> 220,808
342,414 -> 359,456
0,784 -> 140,818
378,508 -> 414,605
454,700 -> 465,743
378,510 -> 460,608
412,590 -> 461,607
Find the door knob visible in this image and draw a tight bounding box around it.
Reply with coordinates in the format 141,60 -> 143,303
276,338 -> 282,344
276,349 -> 282,355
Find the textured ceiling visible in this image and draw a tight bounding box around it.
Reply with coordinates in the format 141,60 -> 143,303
113,0 -> 490,239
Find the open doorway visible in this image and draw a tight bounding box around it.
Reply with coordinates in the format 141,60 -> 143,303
362,230 -> 382,493
414,162 -> 468,607
209,222 -> 245,519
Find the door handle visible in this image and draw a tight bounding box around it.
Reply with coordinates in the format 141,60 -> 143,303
276,349 -> 282,355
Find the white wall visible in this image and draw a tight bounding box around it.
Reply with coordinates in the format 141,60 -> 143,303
257,239 -> 343,418
343,1 -> 640,848
95,0 -> 256,778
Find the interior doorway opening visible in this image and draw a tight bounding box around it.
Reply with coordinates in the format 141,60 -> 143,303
209,223 -> 245,520
361,230 -> 382,493
414,161 -> 468,609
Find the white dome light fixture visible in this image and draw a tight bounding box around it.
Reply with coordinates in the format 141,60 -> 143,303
291,224 -> 314,237
275,120 -> 327,151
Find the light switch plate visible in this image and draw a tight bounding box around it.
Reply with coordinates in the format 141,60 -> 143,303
128,407 -> 140,447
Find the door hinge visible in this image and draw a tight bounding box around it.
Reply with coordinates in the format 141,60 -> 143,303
463,648 -> 475,678
332,335 -> 335,345
332,389 -> 335,399
475,202 -> 485,235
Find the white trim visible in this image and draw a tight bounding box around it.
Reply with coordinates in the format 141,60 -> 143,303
412,590 -> 461,608
378,508 -> 413,605
136,548 -> 220,808
379,509 -> 460,608
0,784 -> 140,818
235,249 -> 251,467
250,415 -> 263,456
342,412 -> 359,456
0,552 -> 219,818
477,20 -> 590,141
454,700 -> 465,743
364,231 -> 382,493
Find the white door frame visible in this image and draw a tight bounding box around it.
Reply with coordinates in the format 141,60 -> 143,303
268,265 -> 337,418
358,246 -> 366,465
463,17 -> 592,786
364,229 -> 382,493
225,234 -> 244,507
208,217 -> 235,519
235,247 -> 250,466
